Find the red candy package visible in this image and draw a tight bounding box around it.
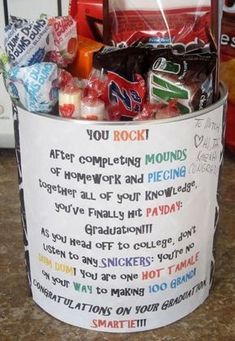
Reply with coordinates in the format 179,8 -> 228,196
47,16 -> 78,68
91,47 -> 146,119
104,0 -> 212,49
58,69 -> 74,89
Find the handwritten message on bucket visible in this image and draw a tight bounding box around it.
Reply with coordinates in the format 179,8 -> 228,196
17,105 -> 224,332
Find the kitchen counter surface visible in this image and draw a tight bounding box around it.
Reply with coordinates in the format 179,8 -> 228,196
0,149 -> 234,341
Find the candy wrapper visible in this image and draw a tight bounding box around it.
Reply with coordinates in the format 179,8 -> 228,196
90,45 -> 217,120
68,36 -> 104,79
147,48 -> 217,114
46,16 -> 78,68
7,62 -> 58,113
58,73 -> 105,120
80,96 -> 106,120
4,16 -> 53,67
92,46 -> 146,119
59,83 -> 82,119
58,68 -> 74,89
104,0 -> 212,49
134,101 -> 181,121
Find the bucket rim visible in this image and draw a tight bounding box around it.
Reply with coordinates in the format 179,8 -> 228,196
16,82 -> 228,126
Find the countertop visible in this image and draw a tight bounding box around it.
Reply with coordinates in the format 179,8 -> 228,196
0,149 -> 234,341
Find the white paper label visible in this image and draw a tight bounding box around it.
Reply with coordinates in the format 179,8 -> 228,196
17,105 -> 224,333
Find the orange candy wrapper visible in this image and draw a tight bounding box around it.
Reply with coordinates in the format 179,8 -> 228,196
69,36 -> 103,79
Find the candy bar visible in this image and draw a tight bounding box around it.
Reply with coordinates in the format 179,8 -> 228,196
92,46 -> 146,118
147,48 -> 216,114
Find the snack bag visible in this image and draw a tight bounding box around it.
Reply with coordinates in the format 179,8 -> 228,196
104,0 -> 211,49
58,68 -> 74,89
4,16 -> 53,67
7,62 -> 58,113
220,0 -> 235,154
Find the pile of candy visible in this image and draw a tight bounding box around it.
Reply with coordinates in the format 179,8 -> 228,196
0,15 -> 77,114
0,0 -> 220,121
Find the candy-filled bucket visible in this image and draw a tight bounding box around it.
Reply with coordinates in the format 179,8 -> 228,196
14,84 -> 227,333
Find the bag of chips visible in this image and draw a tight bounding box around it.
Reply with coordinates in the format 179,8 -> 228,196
104,0 -> 212,50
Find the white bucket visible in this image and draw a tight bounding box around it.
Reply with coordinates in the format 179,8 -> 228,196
13,84 -> 227,333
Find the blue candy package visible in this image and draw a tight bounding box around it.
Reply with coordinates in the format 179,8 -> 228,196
4,16 -> 53,67
7,62 -> 58,113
